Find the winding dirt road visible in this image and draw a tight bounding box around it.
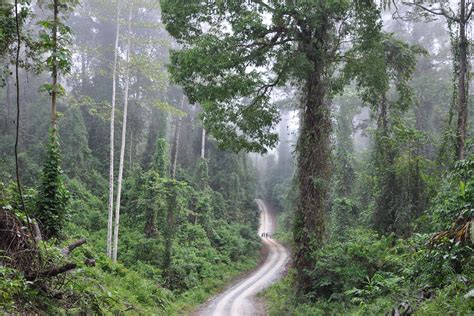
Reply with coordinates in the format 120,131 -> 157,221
195,199 -> 290,316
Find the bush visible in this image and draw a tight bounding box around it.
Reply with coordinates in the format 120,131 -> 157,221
307,228 -> 400,301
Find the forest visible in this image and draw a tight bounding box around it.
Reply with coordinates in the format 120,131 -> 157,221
0,0 -> 472,315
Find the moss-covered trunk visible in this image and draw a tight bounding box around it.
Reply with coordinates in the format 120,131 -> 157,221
294,65 -> 331,297
456,0 -> 468,160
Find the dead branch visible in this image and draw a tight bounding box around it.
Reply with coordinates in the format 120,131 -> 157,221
25,263 -> 77,281
61,238 -> 87,256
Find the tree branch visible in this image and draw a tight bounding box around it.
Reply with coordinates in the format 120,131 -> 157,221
465,3 -> 473,22
402,1 -> 460,23
61,238 -> 87,256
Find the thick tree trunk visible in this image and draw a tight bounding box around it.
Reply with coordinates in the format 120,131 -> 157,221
294,67 -> 331,297
112,4 -> 132,262
456,0 -> 468,160
107,0 -> 121,258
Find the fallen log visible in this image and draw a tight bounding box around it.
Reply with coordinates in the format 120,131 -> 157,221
26,263 -> 77,281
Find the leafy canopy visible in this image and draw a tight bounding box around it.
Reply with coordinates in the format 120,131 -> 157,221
161,1 -> 400,153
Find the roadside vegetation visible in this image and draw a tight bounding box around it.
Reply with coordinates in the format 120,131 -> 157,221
0,0 -> 473,315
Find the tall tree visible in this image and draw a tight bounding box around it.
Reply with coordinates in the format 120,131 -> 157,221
163,95 -> 185,281
112,3 -> 132,262
161,0 -> 384,297
345,32 -> 423,233
13,0 -> 32,235
36,0 -> 75,238
401,0 -> 472,160
107,0 -> 121,259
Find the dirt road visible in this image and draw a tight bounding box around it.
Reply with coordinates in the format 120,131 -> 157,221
195,199 -> 289,316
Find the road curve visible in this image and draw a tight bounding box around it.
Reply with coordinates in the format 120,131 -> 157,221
196,199 -> 290,316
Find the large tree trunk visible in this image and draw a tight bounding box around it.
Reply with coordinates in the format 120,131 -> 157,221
112,4 -> 132,262
107,0 -> 121,258
294,67 -> 331,297
456,0 -> 468,160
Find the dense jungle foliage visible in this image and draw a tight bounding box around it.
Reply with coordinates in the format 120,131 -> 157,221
0,0 -> 473,315
0,0 -> 261,313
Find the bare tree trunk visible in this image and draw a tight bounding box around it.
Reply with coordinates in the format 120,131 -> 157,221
112,4 -> 132,262
81,51 -> 87,94
51,0 -> 58,130
4,76 -> 10,136
107,0 -> 121,258
201,127 -> 206,159
456,0 -> 468,160
13,0 -> 32,238
129,129 -> 133,171
170,97 -> 184,179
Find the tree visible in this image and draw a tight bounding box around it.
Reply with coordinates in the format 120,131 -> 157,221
0,1 -> 16,83
112,2 -> 132,262
36,0 -> 76,239
107,0 -> 121,259
161,0 -> 387,297
11,0 -> 35,237
345,32 -> 424,233
143,137 -> 169,237
401,0 -> 472,160
162,95 -> 186,281
36,130 -> 70,238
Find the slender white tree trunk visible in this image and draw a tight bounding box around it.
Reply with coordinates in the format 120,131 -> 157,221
113,4 -> 132,262
170,97 -> 184,178
201,127 -> 206,159
129,129 -> 133,171
107,0 -> 121,258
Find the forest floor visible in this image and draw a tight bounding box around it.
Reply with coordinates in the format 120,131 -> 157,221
192,199 -> 290,316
